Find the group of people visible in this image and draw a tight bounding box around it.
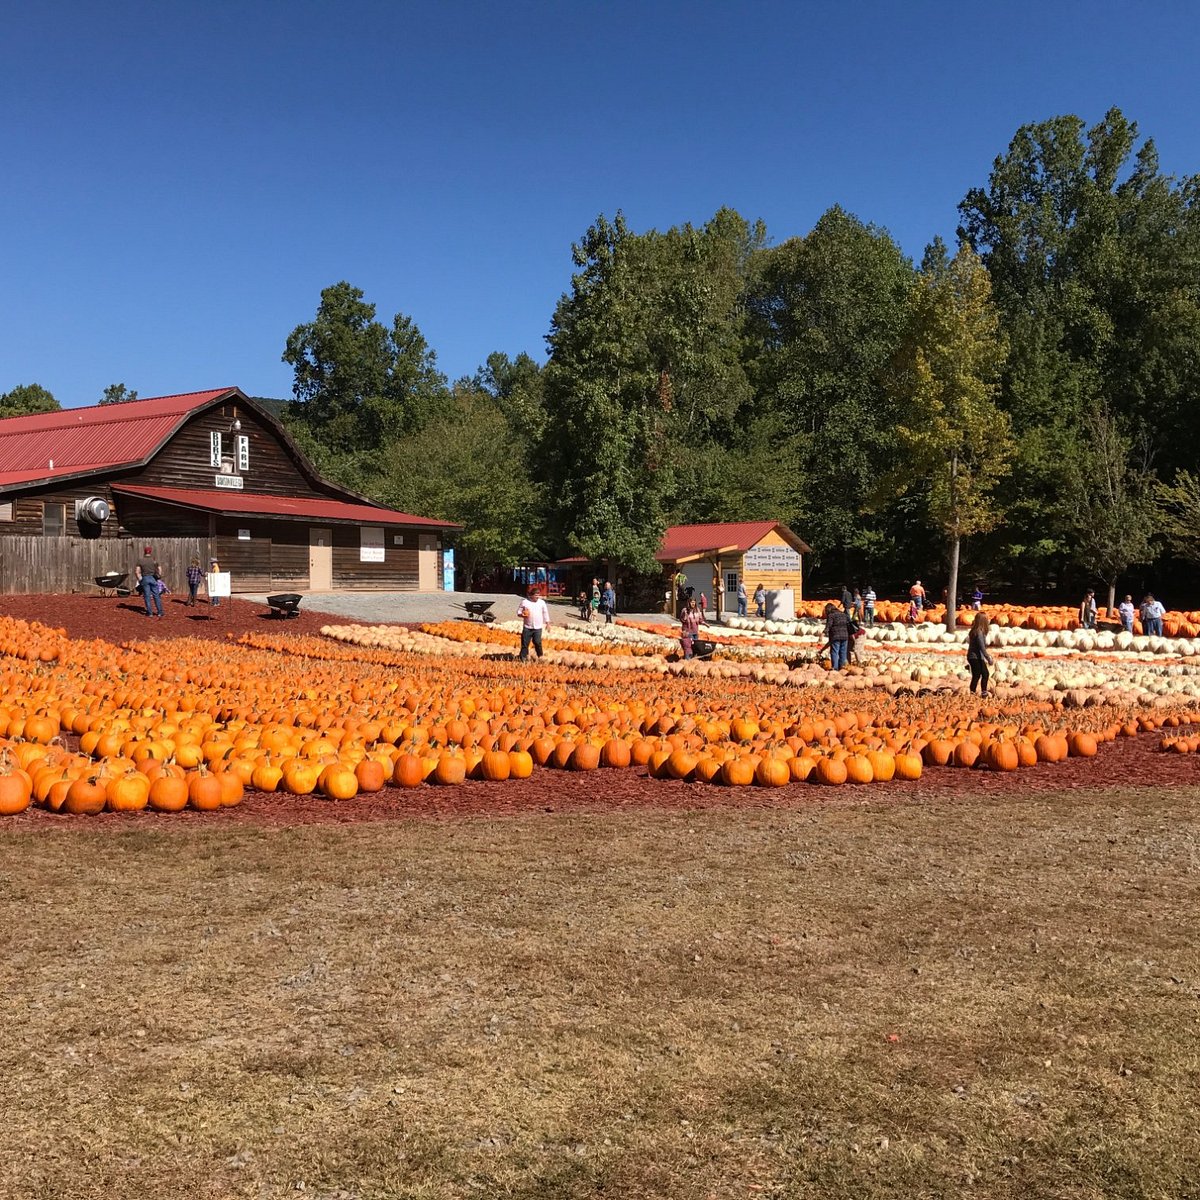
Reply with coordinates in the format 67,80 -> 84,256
133,557 -> 222,617
1100,592 -> 1167,635
578,578 -> 617,624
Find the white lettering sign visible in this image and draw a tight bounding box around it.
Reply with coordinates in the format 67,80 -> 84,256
214,474 -> 244,490
360,525 -> 385,563
743,544 -> 801,573
210,431 -> 223,468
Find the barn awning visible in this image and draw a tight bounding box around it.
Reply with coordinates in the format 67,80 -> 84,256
113,484 -> 459,528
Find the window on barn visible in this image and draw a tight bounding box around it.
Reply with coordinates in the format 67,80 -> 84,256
42,502 -> 65,536
0,501 -> 13,522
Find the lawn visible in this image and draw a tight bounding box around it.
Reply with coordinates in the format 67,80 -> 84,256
2,789 -> 1198,1199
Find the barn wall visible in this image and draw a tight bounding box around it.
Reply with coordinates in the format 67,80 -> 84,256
332,525 -> 421,591
137,403 -> 328,499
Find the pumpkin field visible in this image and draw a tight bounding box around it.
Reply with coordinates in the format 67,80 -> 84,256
2,595 -> 1200,1198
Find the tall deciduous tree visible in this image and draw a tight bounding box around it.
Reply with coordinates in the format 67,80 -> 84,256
1155,470 -> 1200,566
283,282 -> 446,480
540,209 -> 762,571
0,383 -> 59,419
959,108 -> 1200,577
890,244 -> 1012,629
747,207 -> 914,574
1065,405 -> 1159,614
377,384 -> 543,586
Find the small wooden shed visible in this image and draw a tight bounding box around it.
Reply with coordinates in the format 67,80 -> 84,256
657,521 -> 810,615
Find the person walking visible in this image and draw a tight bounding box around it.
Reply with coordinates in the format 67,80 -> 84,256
910,579 -> 926,613
967,611 -> 994,698
822,602 -> 850,671
1079,589 -> 1098,630
971,583 -> 984,611
136,562 -> 163,617
602,580 -> 616,624
185,557 -> 204,606
679,597 -> 705,659
699,590 -> 708,618
1144,594 -> 1165,637
517,585 -> 551,661
753,584 -> 766,618
863,584 -> 876,627
737,579 -> 748,617
1118,594 -> 1135,634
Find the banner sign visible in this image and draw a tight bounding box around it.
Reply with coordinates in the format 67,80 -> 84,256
743,544 -> 801,573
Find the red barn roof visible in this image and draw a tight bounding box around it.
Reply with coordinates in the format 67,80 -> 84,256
657,521 -> 810,563
0,389 -> 237,486
113,484 -> 459,528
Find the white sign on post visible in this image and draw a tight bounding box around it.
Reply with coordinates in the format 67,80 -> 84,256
207,571 -> 231,598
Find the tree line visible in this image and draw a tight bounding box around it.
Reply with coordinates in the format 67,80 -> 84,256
7,108 -> 1199,612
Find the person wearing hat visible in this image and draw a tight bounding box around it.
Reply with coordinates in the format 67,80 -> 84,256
208,558 -> 222,608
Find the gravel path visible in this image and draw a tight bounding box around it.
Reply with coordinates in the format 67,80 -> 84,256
239,590 -> 677,626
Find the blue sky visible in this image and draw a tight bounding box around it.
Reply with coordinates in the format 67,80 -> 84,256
3,1 -> 1199,407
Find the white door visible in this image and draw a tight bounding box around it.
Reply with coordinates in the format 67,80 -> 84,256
309,527 -> 332,590
418,534 -> 438,590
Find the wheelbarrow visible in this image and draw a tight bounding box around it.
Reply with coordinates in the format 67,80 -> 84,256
455,600 -> 496,624
95,572 -> 130,597
266,593 -> 303,618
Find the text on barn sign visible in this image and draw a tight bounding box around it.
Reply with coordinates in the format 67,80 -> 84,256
743,544 -> 801,572
214,474 -> 244,490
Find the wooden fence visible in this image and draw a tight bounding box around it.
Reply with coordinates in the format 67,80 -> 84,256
0,536 -> 210,596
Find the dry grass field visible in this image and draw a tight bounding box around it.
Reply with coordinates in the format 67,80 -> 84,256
2,788 -> 1199,1199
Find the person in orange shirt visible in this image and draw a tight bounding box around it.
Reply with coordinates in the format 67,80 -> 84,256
909,579 -> 926,613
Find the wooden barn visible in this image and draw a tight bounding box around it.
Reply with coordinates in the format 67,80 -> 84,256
0,388 -> 458,595
658,521 -> 810,616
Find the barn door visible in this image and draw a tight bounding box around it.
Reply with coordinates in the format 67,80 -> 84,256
308,527 -> 333,590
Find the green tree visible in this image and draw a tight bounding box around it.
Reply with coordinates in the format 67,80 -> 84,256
0,383 -> 59,419
889,244 -> 1012,630
1065,405 -> 1159,614
1156,470 -> 1200,566
959,108 -> 1200,577
99,383 -> 138,405
540,209 -> 763,571
376,384 -> 543,586
282,282 -> 447,482
473,351 -> 545,447
747,207 -> 914,575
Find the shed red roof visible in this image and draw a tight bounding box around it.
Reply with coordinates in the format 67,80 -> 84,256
0,389 -> 237,486
657,521 -> 810,562
113,484 -> 459,529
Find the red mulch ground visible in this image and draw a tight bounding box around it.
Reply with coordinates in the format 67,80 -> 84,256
7,732 -> 1200,831
0,592 -> 349,642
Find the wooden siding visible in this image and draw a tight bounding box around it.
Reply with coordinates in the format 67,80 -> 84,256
332,525 -> 421,590
137,403 -> 329,499
1,487 -> 123,539
0,535 -> 207,596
